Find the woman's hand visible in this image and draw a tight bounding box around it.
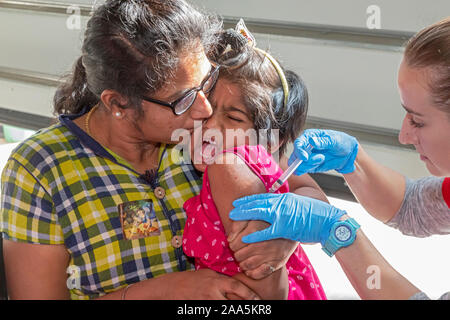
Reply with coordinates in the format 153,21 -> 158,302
229,193 -> 346,245
173,269 -> 260,300
229,228 -> 298,280
99,268 -> 260,300
290,129 -> 359,175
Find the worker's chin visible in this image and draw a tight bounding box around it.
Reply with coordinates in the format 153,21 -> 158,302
424,161 -> 448,177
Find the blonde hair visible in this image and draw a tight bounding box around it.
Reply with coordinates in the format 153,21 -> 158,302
404,17 -> 450,114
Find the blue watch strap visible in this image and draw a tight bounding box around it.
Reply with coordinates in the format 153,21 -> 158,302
322,218 -> 360,257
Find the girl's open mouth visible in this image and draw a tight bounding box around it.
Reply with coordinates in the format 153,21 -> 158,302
202,136 -> 218,164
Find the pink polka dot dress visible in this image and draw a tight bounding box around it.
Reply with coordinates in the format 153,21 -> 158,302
183,145 -> 327,300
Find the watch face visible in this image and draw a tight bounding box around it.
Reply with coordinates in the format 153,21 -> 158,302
335,225 -> 352,241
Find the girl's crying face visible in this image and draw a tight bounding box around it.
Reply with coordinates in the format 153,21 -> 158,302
191,78 -> 255,172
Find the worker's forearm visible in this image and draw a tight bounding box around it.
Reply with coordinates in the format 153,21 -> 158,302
335,219 -> 420,299
343,146 -> 406,222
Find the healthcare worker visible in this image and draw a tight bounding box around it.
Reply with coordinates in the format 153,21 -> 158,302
228,17 -> 450,300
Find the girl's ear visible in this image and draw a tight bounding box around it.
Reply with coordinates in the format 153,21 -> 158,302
267,138 -> 284,154
267,140 -> 286,170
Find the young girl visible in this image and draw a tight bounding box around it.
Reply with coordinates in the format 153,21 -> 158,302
182,23 -> 328,300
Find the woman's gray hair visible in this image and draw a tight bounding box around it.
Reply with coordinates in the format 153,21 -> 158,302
54,0 -> 222,115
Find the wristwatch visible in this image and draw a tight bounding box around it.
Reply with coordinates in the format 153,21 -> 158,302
322,217 -> 360,257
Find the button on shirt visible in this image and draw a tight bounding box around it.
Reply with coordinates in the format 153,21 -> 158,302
0,113 -> 202,299
171,235 -> 183,248
154,186 -> 166,199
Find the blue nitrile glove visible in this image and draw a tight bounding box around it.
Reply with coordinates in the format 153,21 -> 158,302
288,129 -> 359,175
229,193 -> 346,246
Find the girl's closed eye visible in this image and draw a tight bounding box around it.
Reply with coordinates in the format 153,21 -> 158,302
223,106 -> 250,124
227,114 -> 244,123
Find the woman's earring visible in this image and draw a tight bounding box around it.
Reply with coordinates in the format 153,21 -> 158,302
115,112 -> 122,117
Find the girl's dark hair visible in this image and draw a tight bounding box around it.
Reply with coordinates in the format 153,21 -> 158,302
54,0 -> 221,115
211,30 -> 308,156
404,17 -> 450,115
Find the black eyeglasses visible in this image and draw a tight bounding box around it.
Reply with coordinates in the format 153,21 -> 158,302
142,65 -> 220,115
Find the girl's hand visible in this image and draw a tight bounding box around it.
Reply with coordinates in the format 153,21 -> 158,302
228,219 -> 297,280
230,233 -> 298,280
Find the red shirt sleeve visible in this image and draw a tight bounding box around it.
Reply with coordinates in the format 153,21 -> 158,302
442,177 -> 450,208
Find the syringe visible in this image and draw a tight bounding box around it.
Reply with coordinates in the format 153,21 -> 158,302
268,144 -> 313,193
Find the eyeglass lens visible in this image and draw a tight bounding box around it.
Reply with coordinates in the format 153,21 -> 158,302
173,67 -> 219,115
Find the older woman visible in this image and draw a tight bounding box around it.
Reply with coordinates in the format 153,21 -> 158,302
0,0 -> 326,300
229,17 -> 450,300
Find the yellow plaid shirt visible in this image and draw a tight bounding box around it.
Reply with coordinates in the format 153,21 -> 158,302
0,114 -> 202,299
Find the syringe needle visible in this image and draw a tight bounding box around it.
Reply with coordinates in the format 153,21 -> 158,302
268,144 -> 313,193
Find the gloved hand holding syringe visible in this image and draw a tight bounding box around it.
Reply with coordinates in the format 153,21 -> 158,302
268,144 -> 314,193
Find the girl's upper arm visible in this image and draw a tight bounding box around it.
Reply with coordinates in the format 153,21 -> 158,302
3,239 -> 70,299
207,153 -> 289,299
207,153 -> 267,235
